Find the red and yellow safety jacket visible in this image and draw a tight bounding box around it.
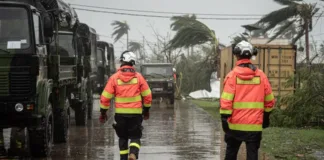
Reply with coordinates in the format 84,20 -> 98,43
100,66 -> 152,114
220,59 -> 275,132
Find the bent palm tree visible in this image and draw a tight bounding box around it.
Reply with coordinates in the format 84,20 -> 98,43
170,14 -> 197,31
168,15 -> 218,92
168,15 -> 218,50
128,41 -> 142,53
256,0 -> 319,64
111,20 -> 130,49
129,41 -> 144,63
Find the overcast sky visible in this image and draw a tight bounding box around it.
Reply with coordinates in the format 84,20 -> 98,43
64,0 -> 324,57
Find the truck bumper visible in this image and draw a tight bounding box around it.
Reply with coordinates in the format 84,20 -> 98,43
0,102 -> 42,128
152,91 -> 174,98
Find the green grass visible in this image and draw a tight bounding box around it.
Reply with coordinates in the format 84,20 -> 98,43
262,128 -> 324,160
191,99 -> 220,119
191,99 -> 324,160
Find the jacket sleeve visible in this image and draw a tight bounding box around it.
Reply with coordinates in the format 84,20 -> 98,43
264,76 -> 275,112
100,76 -> 115,110
139,75 -> 152,109
220,73 -> 235,116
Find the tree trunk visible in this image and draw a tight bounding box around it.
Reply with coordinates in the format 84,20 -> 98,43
305,20 -> 310,67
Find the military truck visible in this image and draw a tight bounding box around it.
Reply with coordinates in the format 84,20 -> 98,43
94,41 -> 116,94
74,23 -> 97,120
140,63 -> 175,104
0,0 -> 94,157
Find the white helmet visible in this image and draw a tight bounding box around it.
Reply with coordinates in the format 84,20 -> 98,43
120,51 -> 136,65
233,40 -> 257,56
173,68 -> 176,72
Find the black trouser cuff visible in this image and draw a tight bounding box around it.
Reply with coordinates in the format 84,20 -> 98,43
100,108 -> 108,114
143,107 -> 150,113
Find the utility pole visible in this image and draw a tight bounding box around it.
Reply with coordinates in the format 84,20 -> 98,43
142,36 -> 145,63
305,19 -> 310,68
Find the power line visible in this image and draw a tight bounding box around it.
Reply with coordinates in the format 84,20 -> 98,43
73,7 -> 260,20
70,3 -> 264,17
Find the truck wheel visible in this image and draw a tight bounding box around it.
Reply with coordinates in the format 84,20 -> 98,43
169,96 -> 175,105
75,101 -> 88,126
29,103 -> 53,157
87,88 -> 93,119
53,98 -> 70,143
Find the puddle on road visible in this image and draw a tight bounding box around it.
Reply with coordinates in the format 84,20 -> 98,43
2,100 -> 222,160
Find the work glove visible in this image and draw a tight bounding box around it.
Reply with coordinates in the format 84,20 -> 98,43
99,109 -> 108,123
143,111 -> 150,120
263,112 -> 271,128
99,113 -> 107,123
143,107 -> 150,120
221,115 -> 230,133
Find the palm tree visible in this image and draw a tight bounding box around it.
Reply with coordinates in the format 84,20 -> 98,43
168,15 -> 218,92
256,0 -> 319,64
168,15 -> 218,50
129,41 -> 144,63
111,20 -> 130,49
170,14 -> 197,31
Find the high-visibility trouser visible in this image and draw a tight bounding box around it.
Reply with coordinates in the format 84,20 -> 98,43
114,115 -> 143,160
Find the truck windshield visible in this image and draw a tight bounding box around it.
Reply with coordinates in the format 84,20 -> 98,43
56,34 -> 75,57
144,66 -> 173,76
0,7 -> 30,50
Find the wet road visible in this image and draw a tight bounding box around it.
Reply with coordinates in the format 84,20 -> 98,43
4,99 -> 222,160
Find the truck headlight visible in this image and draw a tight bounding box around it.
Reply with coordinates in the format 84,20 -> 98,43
15,103 -> 24,112
168,82 -> 173,88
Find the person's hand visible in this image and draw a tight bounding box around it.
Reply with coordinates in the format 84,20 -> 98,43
143,111 -> 149,120
263,112 -> 270,128
99,113 -> 108,123
221,115 -> 230,133
221,120 -> 230,132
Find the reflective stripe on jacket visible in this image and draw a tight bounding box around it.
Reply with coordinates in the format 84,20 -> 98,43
100,66 -> 152,114
220,59 -> 275,131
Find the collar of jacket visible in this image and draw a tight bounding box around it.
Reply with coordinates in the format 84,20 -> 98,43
236,59 -> 252,66
118,66 -> 135,72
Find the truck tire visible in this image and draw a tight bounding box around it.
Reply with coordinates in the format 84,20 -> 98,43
75,101 -> 88,126
29,104 -> 53,157
87,88 -> 93,119
53,98 -> 70,143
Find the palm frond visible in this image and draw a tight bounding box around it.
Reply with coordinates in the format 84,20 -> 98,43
268,20 -> 296,43
257,5 -> 299,32
274,0 -> 302,6
111,20 -> 130,43
167,18 -> 216,51
129,41 -> 142,52
291,29 -> 305,44
170,14 -> 197,31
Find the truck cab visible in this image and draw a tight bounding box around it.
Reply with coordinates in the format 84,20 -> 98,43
95,41 -> 116,94
0,0 -> 91,157
140,63 -> 175,104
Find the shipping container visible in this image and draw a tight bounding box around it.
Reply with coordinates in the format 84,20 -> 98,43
220,43 -> 297,98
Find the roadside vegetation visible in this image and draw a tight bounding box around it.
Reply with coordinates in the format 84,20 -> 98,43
191,99 -> 324,160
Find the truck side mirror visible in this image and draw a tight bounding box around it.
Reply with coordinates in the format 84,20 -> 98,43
78,37 -> 91,56
41,9 -> 54,38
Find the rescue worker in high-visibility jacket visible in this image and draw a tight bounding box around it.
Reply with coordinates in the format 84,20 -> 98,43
99,51 -> 152,160
220,41 -> 275,160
